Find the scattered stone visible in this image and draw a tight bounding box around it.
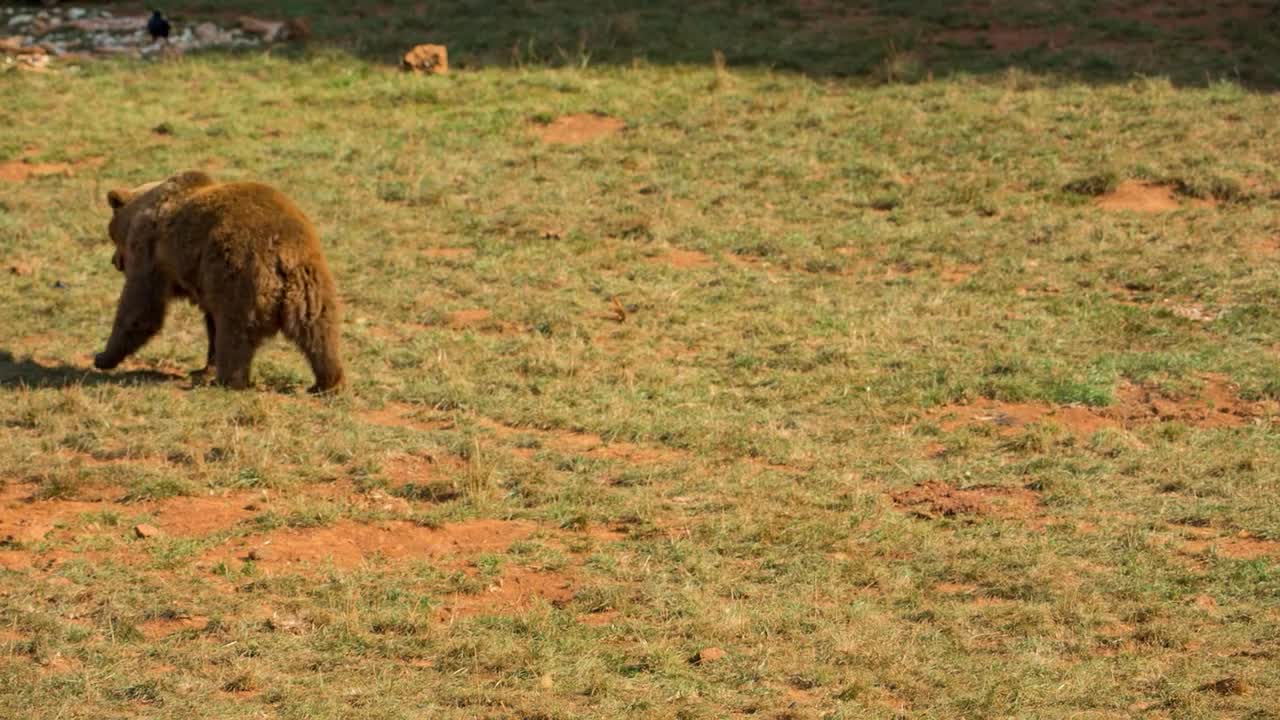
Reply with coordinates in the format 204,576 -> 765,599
134,523 -> 162,539
0,6 -> 293,68
8,260 -> 36,276
193,22 -> 220,43
68,16 -> 148,33
402,43 -> 448,74
245,547 -> 274,562
239,16 -> 308,42
692,647 -> 726,664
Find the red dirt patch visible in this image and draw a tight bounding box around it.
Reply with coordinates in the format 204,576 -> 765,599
940,263 -> 981,283
0,482 -> 120,544
652,249 -> 715,270
1244,236 -> 1280,257
481,418 -> 689,464
890,480 -> 1041,521
422,247 -> 474,259
0,157 -> 103,182
1102,2 -> 1263,33
1094,181 -> 1213,213
935,581 -> 979,595
204,518 -> 539,572
1183,533 -> 1280,561
380,452 -> 456,485
1108,374 -> 1266,429
930,374 -> 1268,436
138,615 -> 209,640
577,609 -> 620,626
149,492 -> 261,536
447,308 -> 492,327
537,113 -> 625,144
359,403 -> 455,433
0,481 -> 263,570
441,565 -> 576,620
934,27 -> 1072,52
932,399 -> 1121,436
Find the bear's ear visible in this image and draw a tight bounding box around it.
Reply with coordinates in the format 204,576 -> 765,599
107,189 -> 130,210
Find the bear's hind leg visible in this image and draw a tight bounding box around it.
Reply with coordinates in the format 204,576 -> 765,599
212,319 -> 257,390
189,312 -> 217,383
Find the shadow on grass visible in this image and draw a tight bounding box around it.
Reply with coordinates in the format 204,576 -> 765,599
0,351 -> 181,389
162,0 -> 1280,88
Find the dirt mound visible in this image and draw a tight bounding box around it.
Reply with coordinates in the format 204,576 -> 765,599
203,518 -> 539,572
149,493 -> 261,536
138,615 -> 209,640
1094,181 -> 1212,213
0,480 -> 267,570
441,565 -> 576,620
0,157 -> 102,182
931,400 -> 1120,436
447,309 -> 493,327
481,417 -> 689,464
652,249 -> 715,270
537,113 -> 625,144
934,27 -> 1072,52
1183,533 -> 1280,561
422,247 -> 474,259
359,403 -> 454,433
1108,374 -> 1263,428
930,374 -> 1268,436
890,480 -> 1041,521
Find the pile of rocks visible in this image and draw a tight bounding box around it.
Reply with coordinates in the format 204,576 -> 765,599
2,6 -> 302,70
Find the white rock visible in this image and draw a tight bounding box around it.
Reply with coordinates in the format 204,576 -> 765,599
68,9 -> 86,21
8,15 -> 34,27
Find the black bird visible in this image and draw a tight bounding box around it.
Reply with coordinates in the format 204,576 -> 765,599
147,10 -> 171,41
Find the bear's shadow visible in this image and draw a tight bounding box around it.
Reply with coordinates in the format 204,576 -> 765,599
0,350 -> 181,389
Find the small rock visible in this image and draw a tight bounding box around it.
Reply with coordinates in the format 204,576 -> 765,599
244,547 -> 274,562
194,23 -> 220,43
8,260 -> 35,276
8,15 -> 34,28
134,524 -> 162,539
68,9 -> 86,21
238,16 -> 289,42
692,647 -> 725,665
402,43 -> 448,74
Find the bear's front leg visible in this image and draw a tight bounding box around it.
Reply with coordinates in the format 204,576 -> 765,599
95,274 -> 170,370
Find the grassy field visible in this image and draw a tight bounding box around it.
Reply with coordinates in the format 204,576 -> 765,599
3,1 -> 1280,718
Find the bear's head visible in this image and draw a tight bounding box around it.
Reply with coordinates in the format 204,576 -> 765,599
105,171 -> 214,272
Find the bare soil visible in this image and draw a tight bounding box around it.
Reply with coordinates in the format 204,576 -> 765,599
890,480 -> 1042,521
1094,181 -> 1214,213
536,114 -> 626,144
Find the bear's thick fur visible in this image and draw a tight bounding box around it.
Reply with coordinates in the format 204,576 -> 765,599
97,170 -> 346,393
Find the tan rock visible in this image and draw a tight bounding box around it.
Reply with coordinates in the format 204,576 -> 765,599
134,524 -> 162,539
402,44 -> 448,74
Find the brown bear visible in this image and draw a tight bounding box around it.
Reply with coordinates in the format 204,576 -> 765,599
97,170 -> 346,393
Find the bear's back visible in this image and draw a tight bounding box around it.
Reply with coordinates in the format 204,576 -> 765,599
167,182 -> 324,271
